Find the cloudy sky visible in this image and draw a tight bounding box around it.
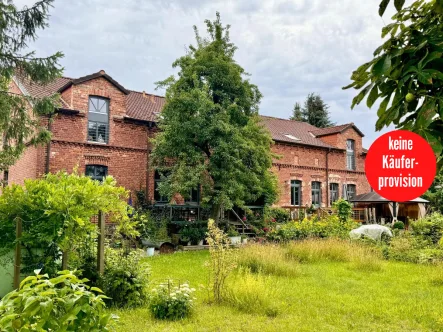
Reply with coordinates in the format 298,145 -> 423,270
18,0 -> 403,147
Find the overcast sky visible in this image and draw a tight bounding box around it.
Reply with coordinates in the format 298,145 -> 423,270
17,0 -> 403,147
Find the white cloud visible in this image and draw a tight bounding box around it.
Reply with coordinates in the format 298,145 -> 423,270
18,0 -> 405,146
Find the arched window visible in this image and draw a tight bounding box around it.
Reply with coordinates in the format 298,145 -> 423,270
85,165 -> 108,182
346,139 -> 355,170
88,96 -> 109,143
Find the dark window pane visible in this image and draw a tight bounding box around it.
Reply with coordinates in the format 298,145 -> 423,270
186,187 -> 200,204
85,165 -> 108,182
88,97 -> 109,143
312,181 -> 321,207
291,180 -> 301,206
330,183 -> 339,205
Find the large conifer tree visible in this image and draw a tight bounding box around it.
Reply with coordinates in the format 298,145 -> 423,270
0,0 -> 63,173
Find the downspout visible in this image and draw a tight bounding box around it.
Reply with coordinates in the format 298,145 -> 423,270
45,115 -> 53,174
326,148 -> 331,207
145,122 -> 152,205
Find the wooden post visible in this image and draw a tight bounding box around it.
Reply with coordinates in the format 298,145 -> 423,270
364,208 -> 368,223
13,218 -> 22,289
97,211 -> 105,275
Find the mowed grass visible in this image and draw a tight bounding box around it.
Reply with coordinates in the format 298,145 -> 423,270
114,245 -> 443,332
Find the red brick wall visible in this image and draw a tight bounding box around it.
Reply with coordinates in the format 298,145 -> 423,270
8,145 -> 38,185
271,140 -> 370,208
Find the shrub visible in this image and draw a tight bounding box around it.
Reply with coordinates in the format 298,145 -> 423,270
136,211 -> 170,243
393,221 -> 405,230
206,219 -> 237,303
149,281 -> 196,320
411,213 -> 443,245
0,270 -> 116,331
225,268 -> 281,317
237,243 -> 299,277
265,207 -> 291,223
180,223 -> 207,244
100,248 -> 150,308
332,199 -> 353,222
266,216 -> 359,242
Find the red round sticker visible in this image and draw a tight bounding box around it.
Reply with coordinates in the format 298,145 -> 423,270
365,130 -> 436,202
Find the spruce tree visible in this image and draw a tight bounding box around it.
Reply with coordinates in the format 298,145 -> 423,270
0,0 -> 63,175
290,102 -> 303,121
290,93 -> 334,128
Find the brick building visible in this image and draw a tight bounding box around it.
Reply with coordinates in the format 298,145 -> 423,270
7,70 -> 370,208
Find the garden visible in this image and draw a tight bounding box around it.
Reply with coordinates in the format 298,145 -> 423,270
1,173 -> 443,331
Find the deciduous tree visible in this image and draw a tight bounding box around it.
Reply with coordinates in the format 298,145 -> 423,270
151,13 -> 278,222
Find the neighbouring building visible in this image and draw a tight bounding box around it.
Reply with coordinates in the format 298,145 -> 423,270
7,70 -> 370,208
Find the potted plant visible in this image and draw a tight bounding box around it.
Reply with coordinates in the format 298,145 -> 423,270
179,224 -> 207,245
137,213 -> 170,255
241,235 -> 248,244
227,227 -> 241,245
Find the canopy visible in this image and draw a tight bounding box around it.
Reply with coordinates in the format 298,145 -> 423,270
349,192 -> 429,203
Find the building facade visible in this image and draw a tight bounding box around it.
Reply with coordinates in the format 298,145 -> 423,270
7,70 -> 370,208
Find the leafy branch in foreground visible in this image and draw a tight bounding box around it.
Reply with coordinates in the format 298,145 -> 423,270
344,0 -> 443,167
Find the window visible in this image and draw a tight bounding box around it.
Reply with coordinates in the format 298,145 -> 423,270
154,170 -> 169,203
346,139 -> 355,170
88,96 -> 109,143
291,180 -> 301,206
329,183 -> 339,206
85,165 -> 108,182
186,187 -> 200,205
311,181 -> 321,207
346,184 -> 356,200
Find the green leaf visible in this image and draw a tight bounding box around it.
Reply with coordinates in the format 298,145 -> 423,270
367,86 -> 379,108
351,84 -> 373,109
379,0 -> 391,16
91,287 -> 104,294
382,24 -> 395,38
377,95 -> 391,116
394,0 -> 405,11
372,55 -> 392,77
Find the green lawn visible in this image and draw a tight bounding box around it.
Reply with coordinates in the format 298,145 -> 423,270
115,250 -> 443,332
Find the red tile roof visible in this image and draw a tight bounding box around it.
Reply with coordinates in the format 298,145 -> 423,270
310,123 -> 364,137
260,116 -> 336,149
13,71 -> 163,122
13,71 -> 365,150
126,90 -> 166,122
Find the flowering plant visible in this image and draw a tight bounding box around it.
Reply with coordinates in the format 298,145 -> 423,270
149,281 -> 196,320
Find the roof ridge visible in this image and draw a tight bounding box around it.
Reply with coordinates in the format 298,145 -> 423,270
259,114 -> 317,126
128,89 -> 165,99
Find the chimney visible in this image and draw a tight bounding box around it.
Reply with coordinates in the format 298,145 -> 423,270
142,91 -> 146,98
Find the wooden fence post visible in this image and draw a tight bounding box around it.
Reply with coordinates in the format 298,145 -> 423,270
97,211 -> 105,274
13,217 -> 22,289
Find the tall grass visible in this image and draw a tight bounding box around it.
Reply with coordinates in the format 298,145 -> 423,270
285,238 -> 383,272
237,243 -> 300,277
224,268 -> 282,317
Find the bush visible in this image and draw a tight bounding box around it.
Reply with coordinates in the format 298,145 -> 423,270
411,213 -> 443,245
180,223 -> 207,244
225,268 -> 281,317
237,243 -> 299,277
100,248 -> 150,308
266,216 -> 359,242
332,199 -> 353,222
149,281 -> 196,320
0,270 -> 116,331
393,221 -> 405,230
265,207 -> 291,223
136,211 -> 170,243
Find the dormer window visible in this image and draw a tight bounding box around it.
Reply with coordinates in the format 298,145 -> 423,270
284,134 -> 300,141
88,96 -> 109,143
346,139 -> 355,170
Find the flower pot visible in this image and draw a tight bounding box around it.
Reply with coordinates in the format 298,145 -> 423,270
146,247 -> 155,257
241,238 -> 248,244
229,236 -> 241,245
198,240 -> 204,246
